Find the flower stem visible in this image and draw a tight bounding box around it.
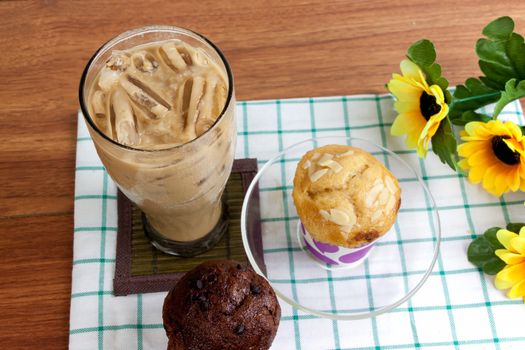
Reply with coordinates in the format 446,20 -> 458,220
448,91 -> 502,115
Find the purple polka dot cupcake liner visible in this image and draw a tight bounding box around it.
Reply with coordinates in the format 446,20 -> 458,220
299,224 -> 376,268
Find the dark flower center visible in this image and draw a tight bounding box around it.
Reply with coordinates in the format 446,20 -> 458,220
419,91 -> 441,121
491,136 -> 521,165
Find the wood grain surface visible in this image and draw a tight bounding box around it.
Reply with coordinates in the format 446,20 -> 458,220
0,0 -> 524,348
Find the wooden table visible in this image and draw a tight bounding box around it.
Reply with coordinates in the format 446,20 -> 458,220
1,1 -> 523,348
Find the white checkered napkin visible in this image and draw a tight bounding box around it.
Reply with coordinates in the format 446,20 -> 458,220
71,96 -> 525,350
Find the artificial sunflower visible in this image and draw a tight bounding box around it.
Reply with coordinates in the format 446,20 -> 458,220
495,227 -> 525,301
388,59 -> 449,157
457,120 -> 525,196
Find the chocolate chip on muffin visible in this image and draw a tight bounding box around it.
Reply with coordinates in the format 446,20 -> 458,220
292,144 -> 401,248
163,260 -> 281,350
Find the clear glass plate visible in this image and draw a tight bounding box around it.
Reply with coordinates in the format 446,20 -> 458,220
240,136 -> 441,320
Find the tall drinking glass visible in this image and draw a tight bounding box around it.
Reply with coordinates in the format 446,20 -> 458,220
79,26 -> 236,256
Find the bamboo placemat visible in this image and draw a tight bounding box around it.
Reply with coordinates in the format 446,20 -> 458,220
113,158 -> 260,296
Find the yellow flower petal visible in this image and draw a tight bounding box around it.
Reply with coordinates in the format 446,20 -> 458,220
508,278 -> 525,299
504,120 -> 523,139
414,69 -> 430,91
457,140 -> 488,157
464,122 -> 488,138
388,79 -> 421,101
400,59 -> 421,80
495,267 -> 514,290
429,85 -> 445,104
510,236 -> 525,255
458,159 -> 470,172
497,229 -> 519,251
461,135 -> 491,142
482,165 -> 498,193
406,132 -> 419,149
436,103 -> 449,120
467,165 -> 486,184
427,121 -> 441,139
416,115 -> 447,157
510,168 -> 521,192
391,111 -> 426,143
495,249 -> 525,264
502,138 -> 518,153
519,226 -> 525,238
416,142 -> 428,157
391,112 -> 414,136
493,166 -> 520,194
394,100 -> 420,114
489,120 -> 512,136
494,172 -> 509,196
466,149 -> 492,167
496,261 -> 525,284
520,161 -> 525,178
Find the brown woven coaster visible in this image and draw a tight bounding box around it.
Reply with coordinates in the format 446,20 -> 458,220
113,159 -> 262,296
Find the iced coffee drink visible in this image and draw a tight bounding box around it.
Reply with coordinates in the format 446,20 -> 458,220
79,26 -> 235,256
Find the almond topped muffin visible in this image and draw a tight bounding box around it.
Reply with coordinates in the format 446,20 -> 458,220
292,144 -> 401,248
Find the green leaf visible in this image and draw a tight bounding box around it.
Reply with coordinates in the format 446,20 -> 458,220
449,16 -> 525,121
443,89 -> 453,105
450,110 -> 491,126
493,79 -> 525,117
431,117 -> 457,170
506,222 -> 525,233
427,63 -> 441,82
483,259 -> 507,275
507,33 -> 525,78
477,17 -> 525,90
407,39 -> 436,68
484,227 -> 505,249
467,226 -> 506,275
467,236 -> 505,274
406,39 -> 450,92
478,59 -> 515,88
482,16 -> 514,40
449,78 -> 501,121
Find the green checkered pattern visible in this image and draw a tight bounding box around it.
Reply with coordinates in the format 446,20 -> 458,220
71,95 -> 525,350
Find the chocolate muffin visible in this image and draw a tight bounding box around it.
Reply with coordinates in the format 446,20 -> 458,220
163,260 -> 281,350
